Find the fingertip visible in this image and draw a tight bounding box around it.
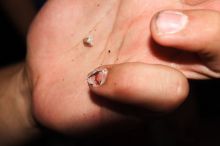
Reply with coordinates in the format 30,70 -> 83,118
151,9 -> 220,52
87,67 -> 109,88
87,63 -> 189,112
161,72 -> 189,112
150,10 -> 188,46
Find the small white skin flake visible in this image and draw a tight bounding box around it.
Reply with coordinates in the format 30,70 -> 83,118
83,35 -> 93,47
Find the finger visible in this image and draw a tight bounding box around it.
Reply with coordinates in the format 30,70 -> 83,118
150,10 -> 220,72
87,63 -> 189,112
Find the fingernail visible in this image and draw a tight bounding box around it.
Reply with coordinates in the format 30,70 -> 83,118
87,68 -> 108,87
156,11 -> 188,35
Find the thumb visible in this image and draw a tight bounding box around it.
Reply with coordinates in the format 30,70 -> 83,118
150,10 -> 220,74
87,63 -> 189,112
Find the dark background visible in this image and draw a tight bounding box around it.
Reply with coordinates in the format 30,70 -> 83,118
0,1 -> 220,146
0,8 -> 26,67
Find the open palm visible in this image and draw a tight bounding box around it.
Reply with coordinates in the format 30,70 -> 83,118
27,0 -> 220,133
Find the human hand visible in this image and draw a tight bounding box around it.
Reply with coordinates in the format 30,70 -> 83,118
26,0 -> 220,134
150,0 -> 220,79
89,0 -> 220,118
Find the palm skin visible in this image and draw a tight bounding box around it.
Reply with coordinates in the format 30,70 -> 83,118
26,0 -> 220,133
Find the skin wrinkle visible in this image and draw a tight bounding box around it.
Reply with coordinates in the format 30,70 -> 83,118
88,1 -> 117,34
111,1 -> 142,64
66,1 -> 118,58
115,2 -> 150,63
99,1 -> 149,65
113,30 -> 128,64
116,14 -> 149,63
98,1 -> 121,63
